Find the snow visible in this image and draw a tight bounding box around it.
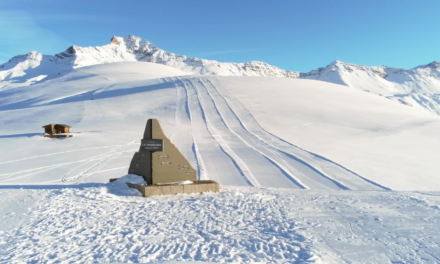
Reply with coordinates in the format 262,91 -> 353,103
107,174 -> 148,196
1,186 -> 439,263
218,76 -> 440,190
1,61 -> 440,190
301,60 -> 440,116
1,60 -> 440,263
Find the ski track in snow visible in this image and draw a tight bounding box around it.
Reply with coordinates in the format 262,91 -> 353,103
0,144 -> 134,166
1,185 -> 439,264
170,77 -> 251,186
0,145 -> 138,184
62,141 -> 137,184
171,76 -> 386,191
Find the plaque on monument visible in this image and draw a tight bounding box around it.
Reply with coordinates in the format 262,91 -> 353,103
141,139 -> 163,151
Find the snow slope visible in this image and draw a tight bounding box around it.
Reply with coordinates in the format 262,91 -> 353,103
1,62 -> 439,190
302,60 -> 440,115
0,51 -> 73,90
1,61 -> 440,263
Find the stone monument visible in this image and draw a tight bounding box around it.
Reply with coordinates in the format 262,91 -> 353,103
116,119 -> 219,197
128,119 -> 197,184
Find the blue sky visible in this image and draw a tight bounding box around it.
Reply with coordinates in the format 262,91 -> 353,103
0,0 -> 439,72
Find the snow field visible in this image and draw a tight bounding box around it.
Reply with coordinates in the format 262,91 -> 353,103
1,62 -> 440,190
0,183 -> 439,263
173,76 -> 385,190
1,61 -> 440,263
218,76 -> 440,190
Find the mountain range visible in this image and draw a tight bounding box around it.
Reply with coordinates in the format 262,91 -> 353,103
1,35 -> 439,115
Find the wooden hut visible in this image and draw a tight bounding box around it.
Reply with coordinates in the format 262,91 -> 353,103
42,124 -> 71,136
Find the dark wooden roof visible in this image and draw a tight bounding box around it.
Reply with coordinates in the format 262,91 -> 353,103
42,124 -> 72,128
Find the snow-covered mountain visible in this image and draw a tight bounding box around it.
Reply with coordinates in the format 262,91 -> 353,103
1,35 -> 439,115
302,60 -> 440,115
302,60 -> 440,94
0,35 -> 299,90
0,51 -> 73,89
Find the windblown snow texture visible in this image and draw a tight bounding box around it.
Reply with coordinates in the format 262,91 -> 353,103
1,185 -> 439,263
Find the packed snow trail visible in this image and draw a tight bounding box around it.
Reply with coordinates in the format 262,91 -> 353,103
170,78 -> 251,186
197,78 -> 340,189
206,77 -> 389,190
178,78 -> 303,189
171,76 -> 386,190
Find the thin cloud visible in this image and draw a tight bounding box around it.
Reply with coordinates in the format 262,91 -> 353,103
0,10 -> 71,58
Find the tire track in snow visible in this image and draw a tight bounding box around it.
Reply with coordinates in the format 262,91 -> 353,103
195,78 -> 309,189
204,77 -> 388,190
196,78 -> 343,190
185,80 -> 258,186
168,77 -> 200,179
174,77 -> 252,186
180,78 -> 303,189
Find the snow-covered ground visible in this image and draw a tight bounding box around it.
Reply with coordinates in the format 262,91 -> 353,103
1,62 -> 439,190
1,181 -> 439,263
1,61 -> 440,263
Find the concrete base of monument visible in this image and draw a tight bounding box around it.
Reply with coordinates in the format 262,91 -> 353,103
127,180 -> 220,197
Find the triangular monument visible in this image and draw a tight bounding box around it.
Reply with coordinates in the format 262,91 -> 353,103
128,119 -> 197,184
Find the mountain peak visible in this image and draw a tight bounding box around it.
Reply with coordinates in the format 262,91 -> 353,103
124,34 -> 143,43
26,51 -> 43,61
429,60 -> 440,69
110,35 -> 147,46
412,60 -> 440,70
330,60 -> 342,65
110,36 -> 122,45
